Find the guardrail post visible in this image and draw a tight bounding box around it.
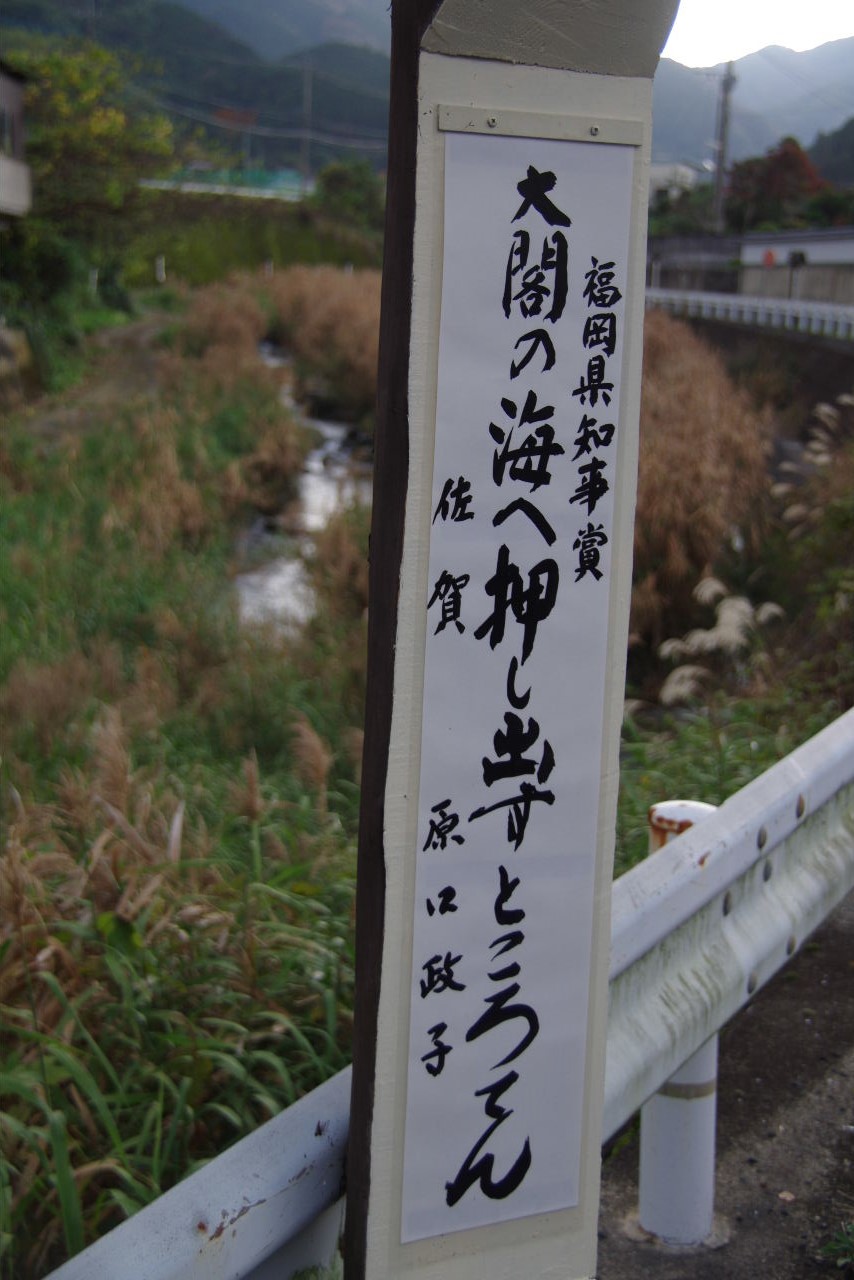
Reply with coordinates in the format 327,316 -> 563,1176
638,1034 -> 719,1244
637,799 -> 719,1245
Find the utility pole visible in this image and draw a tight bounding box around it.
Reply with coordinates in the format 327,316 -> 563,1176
300,60 -> 313,194
712,61 -> 736,234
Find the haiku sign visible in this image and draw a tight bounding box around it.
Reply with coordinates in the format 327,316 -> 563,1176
344,5 -> 679,1276
402,129 -> 634,1241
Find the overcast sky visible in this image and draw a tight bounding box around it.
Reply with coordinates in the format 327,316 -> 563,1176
660,0 -> 854,66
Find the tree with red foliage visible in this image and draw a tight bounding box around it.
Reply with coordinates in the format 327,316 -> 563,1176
725,137 -> 827,232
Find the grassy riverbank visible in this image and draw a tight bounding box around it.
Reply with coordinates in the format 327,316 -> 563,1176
0,293 -> 368,1276
1,277 -> 851,1274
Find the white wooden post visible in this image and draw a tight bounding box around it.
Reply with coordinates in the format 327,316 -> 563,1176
346,3 -> 680,1277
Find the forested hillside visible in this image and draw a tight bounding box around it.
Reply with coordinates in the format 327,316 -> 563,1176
1,0 -> 390,171
178,0 -> 390,58
811,116 -> 854,186
4,1 -> 854,171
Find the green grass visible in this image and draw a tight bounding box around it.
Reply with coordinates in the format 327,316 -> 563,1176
292,1264 -> 343,1280
616,694 -> 839,874
820,1221 -> 854,1269
123,191 -> 382,288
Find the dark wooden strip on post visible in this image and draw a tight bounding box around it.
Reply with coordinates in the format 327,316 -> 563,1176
344,2 -> 443,1276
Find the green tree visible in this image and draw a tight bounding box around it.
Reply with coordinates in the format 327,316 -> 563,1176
310,160 -> 385,234
802,186 -> 854,228
648,182 -> 715,236
725,137 -> 827,233
6,39 -> 174,251
810,116 -> 854,187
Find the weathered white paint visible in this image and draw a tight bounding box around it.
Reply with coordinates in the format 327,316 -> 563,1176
638,1036 -> 720,1245
605,707 -> 854,1137
45,1068 -> 351,1280
363,43 -> 657,1279
422,0 -> 679,78
639,799 -> 720,1246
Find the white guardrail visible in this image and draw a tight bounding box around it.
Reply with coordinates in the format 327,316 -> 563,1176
47,707 -> 854,1279
646,287 -> 854,341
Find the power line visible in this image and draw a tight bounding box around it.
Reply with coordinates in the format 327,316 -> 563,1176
133,43 -> 391,101
148,95 -> 387,151
755,47 -> 854,119
150,85 -> 387,138
123,78 -> 387,151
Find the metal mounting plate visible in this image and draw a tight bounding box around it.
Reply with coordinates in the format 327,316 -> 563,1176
438,105 -> 644,146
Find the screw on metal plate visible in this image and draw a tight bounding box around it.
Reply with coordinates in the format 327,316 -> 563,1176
486,115 -> 498,128
589,125 -> 600,136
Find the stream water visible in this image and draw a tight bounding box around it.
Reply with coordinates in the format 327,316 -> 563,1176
235,349 -> 372,628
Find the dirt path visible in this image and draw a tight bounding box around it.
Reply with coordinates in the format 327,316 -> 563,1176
11,314 -> 167,445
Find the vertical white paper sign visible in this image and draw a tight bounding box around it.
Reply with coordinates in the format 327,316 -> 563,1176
401,130 -> 634,1243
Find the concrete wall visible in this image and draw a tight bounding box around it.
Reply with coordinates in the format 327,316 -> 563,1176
0,154 -> 32,217
0,65 -> 31,216
741,228 -> 854,268
740,263 -> 854,306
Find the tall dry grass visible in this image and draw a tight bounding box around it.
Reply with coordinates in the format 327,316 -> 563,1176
180,277 -> 269,363
293,500 -> 371,730
258,276 -> 769,643
1,311 -> 354,1267
1,714 -> 353,1275
1,284 -> 354,1278
633,310 -> 770,645
262,266 -> 382,422
763,388 -> 854,710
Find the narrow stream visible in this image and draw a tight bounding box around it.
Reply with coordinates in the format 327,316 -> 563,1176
235,349 -> 371,628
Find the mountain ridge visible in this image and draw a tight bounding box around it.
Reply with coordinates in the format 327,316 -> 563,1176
2,1 -> 852,175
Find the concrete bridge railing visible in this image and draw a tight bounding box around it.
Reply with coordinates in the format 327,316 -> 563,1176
646,287 -> 854,342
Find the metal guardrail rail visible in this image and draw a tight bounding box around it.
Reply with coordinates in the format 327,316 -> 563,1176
47,1066 -> 352,1280
646,286 -> 854,341
47,708 -> 854,1279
